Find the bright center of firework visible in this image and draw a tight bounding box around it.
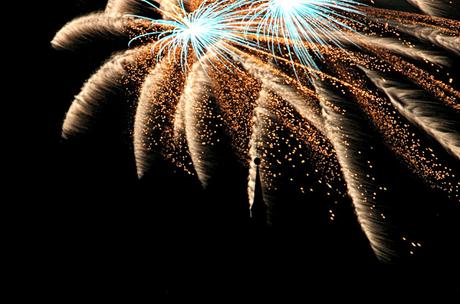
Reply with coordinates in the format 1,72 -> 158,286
184,22 -> 206,38
271,0 -> 304,13
134,0 -> 252,69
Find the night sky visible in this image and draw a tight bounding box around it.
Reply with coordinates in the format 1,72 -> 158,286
20,0 -> 460,300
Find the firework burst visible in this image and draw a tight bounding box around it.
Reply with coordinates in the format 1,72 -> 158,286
242,0 -> 363,72
53,0 -> 460,262
128,0 -> 250,69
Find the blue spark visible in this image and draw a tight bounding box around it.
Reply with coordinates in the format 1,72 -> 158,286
243,0 -> 363,73
128,0 -> 250,70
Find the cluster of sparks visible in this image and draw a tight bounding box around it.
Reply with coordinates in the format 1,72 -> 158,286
53,0 -> 460,262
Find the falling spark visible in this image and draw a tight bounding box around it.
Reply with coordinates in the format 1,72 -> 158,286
177,57 -> 217,186
362,67 -> 460,160
62,46 -> 151,138
395,24 -> 460,56
407,0 -> 451,17
315,80 -> 397,261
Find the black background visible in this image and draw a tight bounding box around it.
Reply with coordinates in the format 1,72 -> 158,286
16,0 -> 460,300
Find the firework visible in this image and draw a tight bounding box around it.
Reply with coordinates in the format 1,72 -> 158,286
53,0 -> 460,262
